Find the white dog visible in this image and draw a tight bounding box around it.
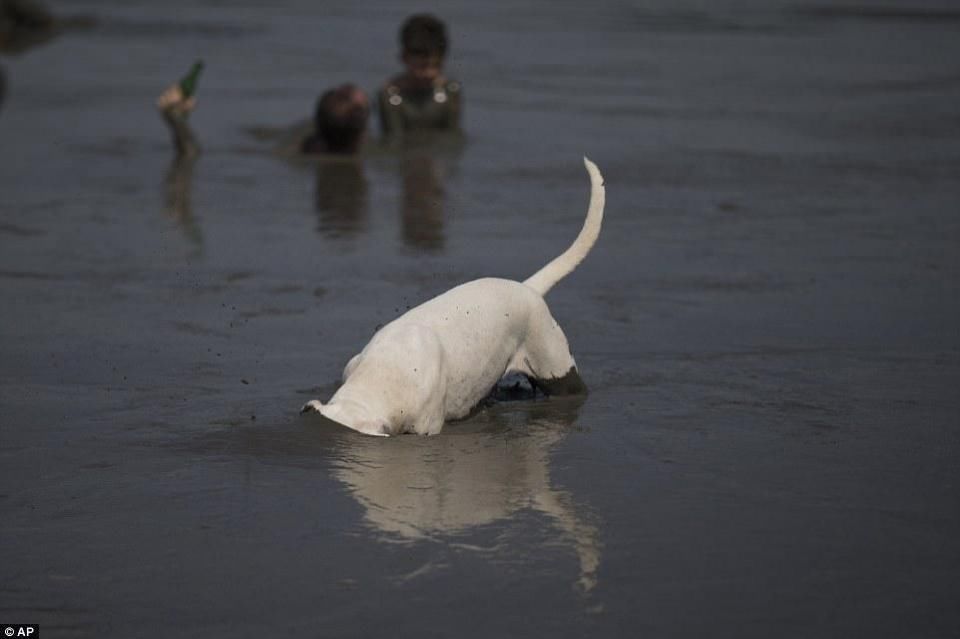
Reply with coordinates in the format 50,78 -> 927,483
302,157 -> 605,436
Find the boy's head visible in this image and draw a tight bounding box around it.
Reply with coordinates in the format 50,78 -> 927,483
314,84 -> 369,153
399,14 -> 448,85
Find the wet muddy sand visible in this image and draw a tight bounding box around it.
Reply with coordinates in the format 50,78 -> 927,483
1,1 -> 958,637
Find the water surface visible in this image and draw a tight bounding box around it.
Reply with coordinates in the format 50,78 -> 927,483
1,1 -> 958,637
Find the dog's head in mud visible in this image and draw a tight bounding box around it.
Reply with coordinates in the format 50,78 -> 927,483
301,399 -> 389,437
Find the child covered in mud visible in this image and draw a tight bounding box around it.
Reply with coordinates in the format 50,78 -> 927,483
378,14 -> 462,139
300,84 -> 370,155
157,76 -> 370,158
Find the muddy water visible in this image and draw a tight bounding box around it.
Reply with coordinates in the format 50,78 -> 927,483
1,1 -> 959,637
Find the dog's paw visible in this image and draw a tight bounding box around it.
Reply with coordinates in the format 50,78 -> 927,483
300,399 -> 324,414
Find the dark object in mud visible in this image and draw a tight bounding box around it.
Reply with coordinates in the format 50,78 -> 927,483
530,366 -> 589,397
0,0 -> 94,55
488,368 -> 587,402
0,0 -> 55,53
491,372 -> 539,401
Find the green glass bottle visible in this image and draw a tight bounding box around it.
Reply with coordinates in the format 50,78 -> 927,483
179,60 -> 204,98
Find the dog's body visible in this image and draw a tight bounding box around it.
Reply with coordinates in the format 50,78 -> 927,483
303,157 -> 605,436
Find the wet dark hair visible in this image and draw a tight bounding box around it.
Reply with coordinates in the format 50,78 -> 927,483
313,85 -> 369,153
400,14 -> 448,58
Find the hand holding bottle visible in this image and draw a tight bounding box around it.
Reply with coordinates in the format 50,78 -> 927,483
157,60 -> 204,117
156,83 -> 196,117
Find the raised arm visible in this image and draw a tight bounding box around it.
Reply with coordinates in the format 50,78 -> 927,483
156,84 -> 199,158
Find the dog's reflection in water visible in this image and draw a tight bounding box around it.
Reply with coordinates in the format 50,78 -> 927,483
327,397 -> 600,592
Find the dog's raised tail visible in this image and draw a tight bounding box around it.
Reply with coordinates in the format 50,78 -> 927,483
523,157 -> 605,297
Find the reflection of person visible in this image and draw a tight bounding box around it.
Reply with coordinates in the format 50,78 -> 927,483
163,154 -> 203,248
314,160 -> 369,239
377,14 -> 462,139
400,151 -> 445,251
301,84 -> 370,155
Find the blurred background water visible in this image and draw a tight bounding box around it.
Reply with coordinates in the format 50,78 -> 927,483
1,1 -> 958,637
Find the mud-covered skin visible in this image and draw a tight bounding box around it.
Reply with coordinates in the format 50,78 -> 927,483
161,109 -> 199,158
377,77 -> 462,137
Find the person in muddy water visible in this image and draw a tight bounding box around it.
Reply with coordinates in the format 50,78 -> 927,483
378,14 -> 462,139
156,81 -> 370,158
300,84 -> 370,155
